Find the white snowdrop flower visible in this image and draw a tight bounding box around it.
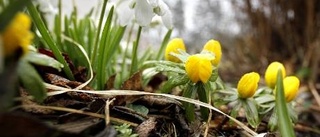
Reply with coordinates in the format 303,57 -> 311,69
116,0 -> 172,29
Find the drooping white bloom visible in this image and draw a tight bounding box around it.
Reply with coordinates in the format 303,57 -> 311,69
116,0 -> 172,29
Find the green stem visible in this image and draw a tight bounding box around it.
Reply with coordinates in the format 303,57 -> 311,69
197,82 -> 209,120
130,26 -> 142,75
182,82 -> 196,122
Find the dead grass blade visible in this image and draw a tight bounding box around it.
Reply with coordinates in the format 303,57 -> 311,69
45,83 -> 258,136
61,35 -> 93,90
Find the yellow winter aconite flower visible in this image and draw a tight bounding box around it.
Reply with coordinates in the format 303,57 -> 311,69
185,54 -> 212,83
165,38 -> 186,63
283,76 -> 300,102
1,12 -> 33,57
265,62 -> 286,89
237,72 -> 260,98
202,39 -> 222,66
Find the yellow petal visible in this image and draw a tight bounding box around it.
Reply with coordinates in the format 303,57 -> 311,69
283,76 -> 300,102
185,54 -> 212,83
264,62 -> 286,88
1,12 -> 33,56
202,39 -> 222,66
237,72 -> 260,98
165,38 -> 186,63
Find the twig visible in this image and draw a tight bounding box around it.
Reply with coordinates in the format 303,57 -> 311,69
310,104 -> 320,112
295,124 -> 320,135
308,81 -> 320,107
105,98 -> 116,125
13,104 -> 138,127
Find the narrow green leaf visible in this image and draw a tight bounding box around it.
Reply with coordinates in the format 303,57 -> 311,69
275,69 -> 295,136
102,26 -> 126,88
18,61 -> 46,102
96,6 -> 114,89
130,26 -> 142,75
91,0 -> 109,62
156,29 -> 172,60
27,3 -> 74,80
53,0 -> 62,48
87,19 -> 96,57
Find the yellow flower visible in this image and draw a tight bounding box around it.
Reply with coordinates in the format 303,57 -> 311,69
283,76 -> 300,102
265,62 -> 286,89
185,54 -> 212,83
1,12 -> 33,57
165,38 -> 186,63
237,72 -> 260,98
202,39 -> 222,66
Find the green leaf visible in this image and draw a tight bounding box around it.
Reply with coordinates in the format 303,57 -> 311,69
18,60 -> 46,102
230,100 -> 241,121
223,94 -> 238,102
27,3 -> 74,80
268,111 -> 278,132
242,98 -> 260,128
258,102 -> 275,115
161,74 -> 189,93
255,94 -> 275,105
25,52 -> 64,71
209,69 -> 219,82
126,104 -> 149,115
287,103 -> 298,123
275,69 -> 295,136
170,50 -> 190,63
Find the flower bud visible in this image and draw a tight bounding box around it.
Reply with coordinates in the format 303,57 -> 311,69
202,39 -> 222,66
265,62 -> 286,88
283,76 -> 300,102
165,38 -> 186,63
1,12 -> 33,56
237,72 -> 260,98
185,54 -> 212,83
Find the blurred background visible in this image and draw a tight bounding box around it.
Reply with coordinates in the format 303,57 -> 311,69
43,0 -> 320,84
